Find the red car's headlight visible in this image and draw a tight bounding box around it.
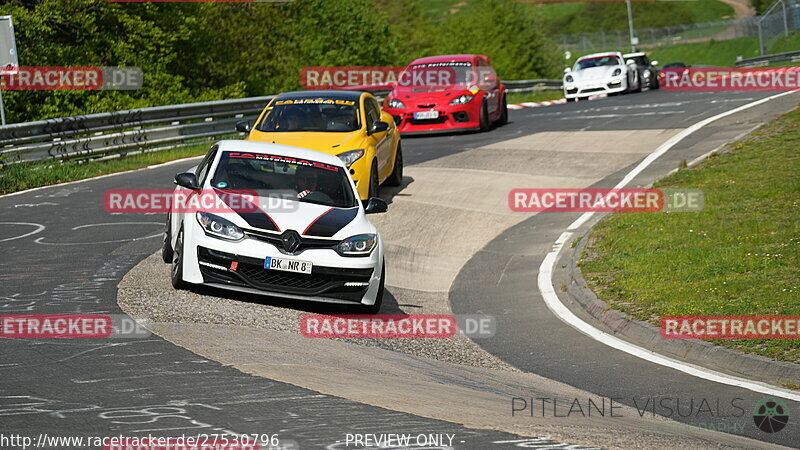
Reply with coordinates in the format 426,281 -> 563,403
450,94 -> 474,105
387,98 -> 405,109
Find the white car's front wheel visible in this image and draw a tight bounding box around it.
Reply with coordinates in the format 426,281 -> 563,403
171,227 -> 188,290
161,214 -> 174,263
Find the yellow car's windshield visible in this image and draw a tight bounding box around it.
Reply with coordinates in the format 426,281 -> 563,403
256,98 -> 361,133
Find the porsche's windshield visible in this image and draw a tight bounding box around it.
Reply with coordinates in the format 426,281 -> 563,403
256,98 -> 361,133
574,56 -> 622,71
211,151 -> 357,208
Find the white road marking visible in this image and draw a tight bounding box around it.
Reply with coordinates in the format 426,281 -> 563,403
558,111 -> 685,120
34,222 -> 163,245
0,222 -> 46,242
537,90 -> 800,402
13,202 -> 58,208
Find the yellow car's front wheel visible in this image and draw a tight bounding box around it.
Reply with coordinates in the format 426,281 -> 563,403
368,160 -> 380,200
384,144 -> 403,187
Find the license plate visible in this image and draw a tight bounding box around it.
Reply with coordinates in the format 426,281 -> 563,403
264,256 -> 312,274
414,110 -> 439,120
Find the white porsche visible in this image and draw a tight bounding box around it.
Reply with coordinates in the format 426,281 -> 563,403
162,140 -> 387,313
563,52 -> 640,102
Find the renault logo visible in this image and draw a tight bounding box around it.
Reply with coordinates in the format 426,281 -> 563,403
281,230 -> 301,253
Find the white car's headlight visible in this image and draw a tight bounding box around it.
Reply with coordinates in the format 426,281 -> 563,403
387,98 -> 405,109
565,75 -> 574,83
196,212 -> 244,241
450,94 -> 474,105
337,149 -> 365,168
612,68 -> 622,77
335,234 -> 377,256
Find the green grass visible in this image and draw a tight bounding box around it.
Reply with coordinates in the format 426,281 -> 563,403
649,37 -> 761,66
647,31 -> 800,67
687,0 -> 737,23
420,0 -> 477,19
579,108 -> 800,364
766,31 -> 800,55
0,143 -> 213,195
420,0 -> 733,33
506,90 -> 564,104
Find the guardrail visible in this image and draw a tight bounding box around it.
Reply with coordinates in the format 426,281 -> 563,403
0,96 -> 273,164
0,79 -> 561,164
503,79 -> 562,93
735,49 -> 800,67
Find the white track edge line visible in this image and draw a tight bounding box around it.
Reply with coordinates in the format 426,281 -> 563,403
538,90 -> 800,402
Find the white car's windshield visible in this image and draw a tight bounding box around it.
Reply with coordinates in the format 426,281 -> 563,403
574,56 -> 622,70
211,151 -> 358,208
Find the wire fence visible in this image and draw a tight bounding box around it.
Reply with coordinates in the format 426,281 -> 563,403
557,0 -> 800,56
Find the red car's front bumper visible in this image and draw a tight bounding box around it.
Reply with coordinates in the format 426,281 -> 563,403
384,103 -> 481,135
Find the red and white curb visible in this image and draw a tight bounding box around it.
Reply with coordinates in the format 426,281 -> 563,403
507,93 -> 607,110
507,99 -> 567,110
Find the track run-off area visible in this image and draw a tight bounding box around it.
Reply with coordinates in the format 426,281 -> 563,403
2,89 -> 799,449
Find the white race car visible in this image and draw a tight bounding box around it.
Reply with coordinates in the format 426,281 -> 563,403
162,140 -> 387,313
563,52 -> 640,102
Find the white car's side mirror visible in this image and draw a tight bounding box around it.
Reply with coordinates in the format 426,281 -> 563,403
564,67 -> 571,73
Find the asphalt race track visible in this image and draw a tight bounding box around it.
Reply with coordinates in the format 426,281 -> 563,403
2,89 -> 799,449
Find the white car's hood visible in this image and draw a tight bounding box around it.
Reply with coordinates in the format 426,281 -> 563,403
569,65 -> 624,83
214,191 -> 372,239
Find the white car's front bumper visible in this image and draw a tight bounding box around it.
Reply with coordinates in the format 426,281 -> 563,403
180,218 -> 384,306
564,76 -> 627,99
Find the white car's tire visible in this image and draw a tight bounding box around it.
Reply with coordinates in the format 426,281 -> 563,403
171,227 -> 188,290
161,215 -> 174,263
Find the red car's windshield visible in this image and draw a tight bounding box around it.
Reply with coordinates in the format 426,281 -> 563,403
395,61 -> 480,92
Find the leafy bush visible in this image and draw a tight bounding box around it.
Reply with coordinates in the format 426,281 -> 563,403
1,0 -> 560,123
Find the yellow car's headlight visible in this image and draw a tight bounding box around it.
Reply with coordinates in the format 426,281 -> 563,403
337,149 -> 365,168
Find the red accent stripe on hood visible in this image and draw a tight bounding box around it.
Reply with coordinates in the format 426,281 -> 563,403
303,208 -> 334,235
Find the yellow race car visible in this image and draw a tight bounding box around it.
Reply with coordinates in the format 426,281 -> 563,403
237,90 -> 403,201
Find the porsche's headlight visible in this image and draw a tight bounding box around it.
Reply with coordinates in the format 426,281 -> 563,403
337,149 -> 365,168
387,98 -> 405,109
612,68 -> 622,77
565,75 -> 574,83
196,212 -> 244,241
450,94 -> 474,105
335,234 -> 377,256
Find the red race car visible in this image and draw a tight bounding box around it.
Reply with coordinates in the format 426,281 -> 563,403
383,54 -> 508,135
